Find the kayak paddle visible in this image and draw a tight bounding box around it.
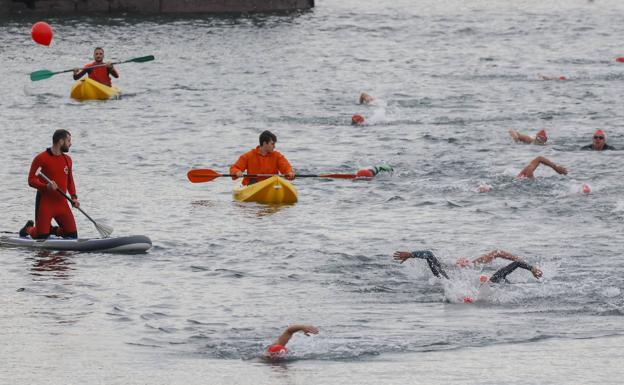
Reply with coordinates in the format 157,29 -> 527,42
187,168 -> 357,183
30,55 -> 155,82
36,169 -> 114,238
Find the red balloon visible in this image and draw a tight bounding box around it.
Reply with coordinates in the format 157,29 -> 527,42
31,21 -> 53,46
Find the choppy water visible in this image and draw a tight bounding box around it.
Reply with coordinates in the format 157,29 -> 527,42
1,0 -> 623,383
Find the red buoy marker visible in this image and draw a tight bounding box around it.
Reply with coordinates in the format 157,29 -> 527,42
31,21 -> 53,46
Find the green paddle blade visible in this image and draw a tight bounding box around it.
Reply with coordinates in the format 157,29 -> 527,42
30,69 -> 56,81
126,55 -> 155,63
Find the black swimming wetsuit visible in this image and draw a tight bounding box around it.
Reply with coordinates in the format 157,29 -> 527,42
411,251 -> 535,283
580,144 -> 616,151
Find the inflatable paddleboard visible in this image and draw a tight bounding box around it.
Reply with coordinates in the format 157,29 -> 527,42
0,234 -> 152,253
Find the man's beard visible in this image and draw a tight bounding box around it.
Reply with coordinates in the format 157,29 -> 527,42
61,145 -> 69,153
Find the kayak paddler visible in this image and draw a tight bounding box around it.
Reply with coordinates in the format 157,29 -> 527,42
19,129 -> 80,239
73,47 -> 119,87
230,130 -> 295,185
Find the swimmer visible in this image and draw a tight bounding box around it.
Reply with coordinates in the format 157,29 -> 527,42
392,249 -> 542,283
517,156 -> 567,179
581,129 -> 616,151
538,74 -> 568,81
359,92 -> 374,104
508,129 -> 548,145
352,114 -> 365,125
266,324 -> 319,358
355,164 -> 394,179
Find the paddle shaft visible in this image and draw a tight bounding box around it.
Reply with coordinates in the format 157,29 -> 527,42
30,55 -> 155,81
224,174 -> 332,178
59,60 -> 131,75
36,170 -> 99,226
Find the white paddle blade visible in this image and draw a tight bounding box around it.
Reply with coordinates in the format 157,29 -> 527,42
95,222 -> 114,238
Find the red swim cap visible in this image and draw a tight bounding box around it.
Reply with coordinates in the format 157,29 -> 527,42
479,275 -> 489,283
581,184 -> 591,194
463,297 -> 474,303
595,129 -> 605,137
351,114 -> 365,125
356,169 -> 374,178
536,130 -> 547,140
559,76 -> 567,81
616,57 -> 624,63
267,344 -> 288,357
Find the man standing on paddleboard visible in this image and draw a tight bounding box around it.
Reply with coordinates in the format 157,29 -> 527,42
230,130 -> 295,185
19,129 -> 80,239
73,47 -> 119,87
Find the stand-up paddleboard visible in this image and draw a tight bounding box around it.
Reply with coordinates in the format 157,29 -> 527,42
0,234 -> 152,253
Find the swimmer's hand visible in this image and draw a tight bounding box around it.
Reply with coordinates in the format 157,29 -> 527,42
299,325 -> 319,336
553,164 -> 568,175
531,267 -> 543,279
393,251 -> 413,263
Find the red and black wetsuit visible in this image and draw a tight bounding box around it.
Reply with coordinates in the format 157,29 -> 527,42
27,148 -> 78,239
73,61 -> 119,87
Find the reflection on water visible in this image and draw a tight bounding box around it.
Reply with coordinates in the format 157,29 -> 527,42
233,202 -> 293,218
29,250 -> 74,279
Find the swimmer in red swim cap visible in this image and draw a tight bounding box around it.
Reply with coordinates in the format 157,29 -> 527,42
581,129 -> 616,151
392,249 -> 543,302
508,129 -> 548,145
352,114 -> 365,125
266,324 -> 319,358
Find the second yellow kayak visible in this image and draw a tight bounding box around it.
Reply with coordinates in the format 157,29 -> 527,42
233,176 -> 298,204
70,77 -> 121,101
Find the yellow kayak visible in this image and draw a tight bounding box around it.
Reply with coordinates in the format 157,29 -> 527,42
233,176 -> 298,204
70,77 -> 120,101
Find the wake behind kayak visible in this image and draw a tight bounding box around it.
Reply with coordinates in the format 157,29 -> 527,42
0,234 -> 152,253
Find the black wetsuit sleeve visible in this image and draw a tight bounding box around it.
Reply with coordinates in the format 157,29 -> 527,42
73,68 -> 91,80
411,250 -> 449,279
489,261 -> 533,283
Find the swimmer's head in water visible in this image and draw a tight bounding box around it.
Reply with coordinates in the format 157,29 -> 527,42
351,114 -> 365,125
356,169 -> 374,179
267,344 -> 288,358
455,257 -> 471,268
535,130 -> 547,144
463,296 -> 474,303
479,274 -> 489,283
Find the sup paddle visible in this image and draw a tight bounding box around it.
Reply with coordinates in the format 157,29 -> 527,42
30,55 -> 155,82
187,169 -> 357,183
36,169 -> 114,238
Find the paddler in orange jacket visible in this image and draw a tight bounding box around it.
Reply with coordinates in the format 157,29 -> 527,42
73,47 -> 119,87
230,130 -> 295,185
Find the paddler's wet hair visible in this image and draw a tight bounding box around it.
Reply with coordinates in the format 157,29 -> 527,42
259,130 -> 277,145
53,129 -> 71,144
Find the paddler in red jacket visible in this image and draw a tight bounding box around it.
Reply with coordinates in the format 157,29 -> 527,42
73,47 -> 119,87
19,129 -> 80,239
230,130 -> 295,185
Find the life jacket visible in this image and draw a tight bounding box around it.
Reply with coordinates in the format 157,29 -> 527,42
85,61 -> 116,87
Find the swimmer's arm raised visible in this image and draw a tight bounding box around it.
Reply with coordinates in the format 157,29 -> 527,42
472,250 -> 518,264
509,129 -> 532,144
273,325 -> 319,346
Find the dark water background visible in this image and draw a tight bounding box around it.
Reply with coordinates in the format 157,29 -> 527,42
1,0 -> 623,383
